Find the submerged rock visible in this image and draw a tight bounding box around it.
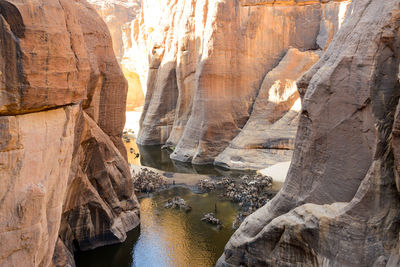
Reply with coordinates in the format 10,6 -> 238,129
201,213 -> 222,226
164,197 -> 192,212
196,174 -> 273,228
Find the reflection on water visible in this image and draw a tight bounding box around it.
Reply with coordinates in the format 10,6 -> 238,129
75,187 -> 239,267
123,134 -> 255,177
138,144 -> 254,177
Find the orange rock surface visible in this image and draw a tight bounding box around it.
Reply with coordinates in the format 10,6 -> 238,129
87,0 -> 145,110
132,0 -> 352,165
0,1 -> 139,266
218,0 -> 400,265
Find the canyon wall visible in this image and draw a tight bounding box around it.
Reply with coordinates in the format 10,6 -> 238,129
0,1 -> 139,266
87,0 -> 144,110
132,0 -> 351,167
218,0 -> 400,266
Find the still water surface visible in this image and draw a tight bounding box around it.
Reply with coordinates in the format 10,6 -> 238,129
76,140 -> 253,267
76,187 -> 239,267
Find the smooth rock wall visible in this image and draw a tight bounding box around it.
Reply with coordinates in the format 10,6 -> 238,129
215,48 -> 320,170
218,0 -> 400,265
133,0 -> 352,166
86,0 -> 145,110
0,106 -> 78,267
0,1 -> 139,266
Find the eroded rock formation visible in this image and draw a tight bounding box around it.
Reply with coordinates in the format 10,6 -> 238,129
133,0 -> 351,167
215,48 -> 320,170
87,0 -> 145,110
218,0 -> 400,265
0,1 -> 139,266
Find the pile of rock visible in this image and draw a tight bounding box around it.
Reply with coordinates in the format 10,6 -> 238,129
197,179 -> 217,192
226,174 -> 273,228
197,174 -> 273,229
164,197 -> 192,212
133,168 -> 168,193
224,174 -> 272,204
201,213 -> 222,226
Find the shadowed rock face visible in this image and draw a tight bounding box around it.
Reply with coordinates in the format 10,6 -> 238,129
133,0 -> 351,166
0,1 -> 139,267
217,0 -> 400,266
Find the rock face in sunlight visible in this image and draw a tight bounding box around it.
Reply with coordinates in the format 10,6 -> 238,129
0,1 -> 139,267
215,48 -> 320,170
85,0 -> 141,62
133,0 -> 352,166
218,0 -> 400,266
87,0 -> 145,110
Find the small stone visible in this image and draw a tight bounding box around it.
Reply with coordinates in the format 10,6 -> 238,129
201,213 -> 222,225
164,197 -> 192,212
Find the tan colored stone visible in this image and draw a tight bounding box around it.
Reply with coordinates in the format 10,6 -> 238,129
0,1 -> 138,266
87,0 -> 145,110
0,0 -> 91,115
59,111 -> 139,252
123,66 -> 145,111
215,48 -> 320,170
134,0 -> 351,165
218,0 -> 400,265
86,0 -> 141,62
0,105 -> 79,267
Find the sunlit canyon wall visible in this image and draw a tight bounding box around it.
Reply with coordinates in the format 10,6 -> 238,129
0,1 -> 139,266
87,0 -> 145,111
128,0 -> 352,169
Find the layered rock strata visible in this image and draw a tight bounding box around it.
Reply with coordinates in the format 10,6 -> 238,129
0,1 -> 139,266
133,0 -> 351,166
218,0 -> 400,265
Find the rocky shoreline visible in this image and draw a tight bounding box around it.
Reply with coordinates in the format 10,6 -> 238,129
132,168 -> 169,193
132,166 -> 275,229
197,174 -> 274,228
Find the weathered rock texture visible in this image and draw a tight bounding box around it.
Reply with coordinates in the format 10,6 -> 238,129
134,0 -> 352,166
87,0 -> 145,110
218,0 -> 400,266
215,48 -> 320,170
86,0 -> 141,62
0,1 -> 139,266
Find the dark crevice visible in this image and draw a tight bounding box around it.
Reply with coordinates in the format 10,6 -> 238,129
0,0 -> 25,38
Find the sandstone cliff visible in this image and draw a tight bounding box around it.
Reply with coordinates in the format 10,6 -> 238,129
132,0 -> 351,167
0,1 -> 139,266
87,0 -> 144,110
218,0 -> 400,266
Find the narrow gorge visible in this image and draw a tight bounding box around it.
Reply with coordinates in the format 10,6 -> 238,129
1,0 -> 400,267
